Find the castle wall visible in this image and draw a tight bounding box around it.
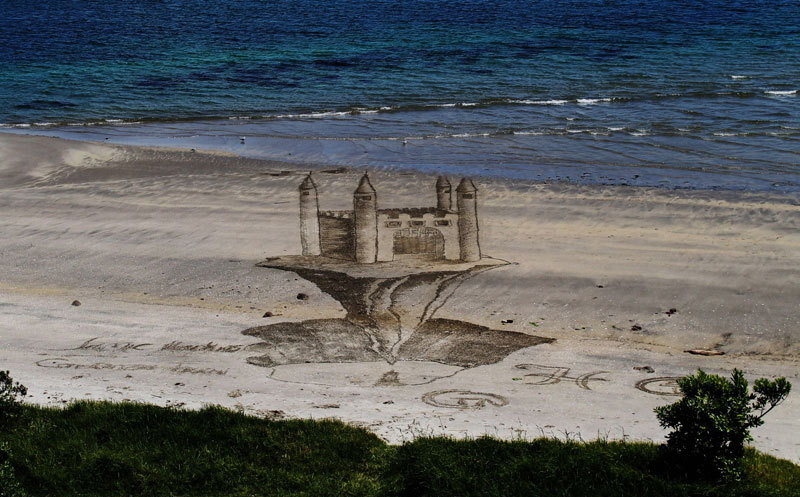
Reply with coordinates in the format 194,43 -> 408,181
376,212 -> 460,261
318,211 -> 353,260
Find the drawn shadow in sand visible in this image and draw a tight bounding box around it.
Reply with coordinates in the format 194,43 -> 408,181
243,256 -> 553,386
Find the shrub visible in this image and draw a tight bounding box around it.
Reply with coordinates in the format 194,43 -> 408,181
0,371 -> 27,427
0,442 -> 26,497
655,369 -> 791,481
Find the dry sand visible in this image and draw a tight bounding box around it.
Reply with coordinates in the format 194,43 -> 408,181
0,132 -> 798,461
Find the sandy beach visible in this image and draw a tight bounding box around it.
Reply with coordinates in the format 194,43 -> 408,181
1,132 -> 798,461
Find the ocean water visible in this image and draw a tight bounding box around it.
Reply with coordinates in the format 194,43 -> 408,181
1,0 -> 799,191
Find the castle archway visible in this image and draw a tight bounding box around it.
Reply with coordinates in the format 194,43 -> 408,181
393,227 -> 445,260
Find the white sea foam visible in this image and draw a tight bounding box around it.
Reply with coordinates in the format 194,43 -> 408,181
730,75 -> 748,80
512,131 -> 545,135
104,119 -> 123,123
576,98 -> 612,105
630,129 -> 650,136
273,110 -> 353,119
713,132 -> 737,136
510,99 -> 569,105
765,90 -> 797,96
451,132 -> 491,138
607,126 -> 624,131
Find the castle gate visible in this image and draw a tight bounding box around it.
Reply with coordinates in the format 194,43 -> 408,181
392,227 -> 444,260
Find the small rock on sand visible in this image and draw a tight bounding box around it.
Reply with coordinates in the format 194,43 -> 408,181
296,293 -> 309,301
71,300 -> 81,306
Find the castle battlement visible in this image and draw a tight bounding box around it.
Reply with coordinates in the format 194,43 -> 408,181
319,210 -> 352,219
298,174 -> 480,263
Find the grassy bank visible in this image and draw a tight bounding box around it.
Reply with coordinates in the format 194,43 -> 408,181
2,401 -> 798,497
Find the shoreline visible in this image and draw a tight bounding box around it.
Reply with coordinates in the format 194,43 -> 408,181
4,115 -> 800,194
3,130 -> 800,202
1,132 -> 798,461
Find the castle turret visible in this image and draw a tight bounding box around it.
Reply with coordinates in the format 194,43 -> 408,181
299,173 -> 321,256
435,176 -> 451,211
456,178 -> 480,262
353,173 -> 378,263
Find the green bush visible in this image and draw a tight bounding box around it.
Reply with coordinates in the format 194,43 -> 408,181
1,442 -> 26,497
1,372 -> 27,497
655,369 -> 791,481
0,371 -> 27,427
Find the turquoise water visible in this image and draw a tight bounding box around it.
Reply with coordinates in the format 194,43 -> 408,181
1,0 -> 799,191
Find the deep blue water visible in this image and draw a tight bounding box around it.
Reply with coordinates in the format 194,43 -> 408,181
1,0 -> 799,191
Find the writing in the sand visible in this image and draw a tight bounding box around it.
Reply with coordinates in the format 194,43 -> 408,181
36,358 -> 228,375
68,337 -> 247,353
515,364 -> 609,391
70,337 -> 152,352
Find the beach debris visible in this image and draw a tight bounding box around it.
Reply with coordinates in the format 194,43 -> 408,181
596,284 -> 604,288
529,321 -> 539,327
174,382 -> 184,386
71,300 -> 81,307
634,366 -> 655,373
501,319 -> 514,325
263,311 -> 274,318
227,389 -> 244,398
296,293 -> 309,301
382,400 -> 394,405
665,308 -> 678,316
312,403 -> 340,409
240,136 -> 246,144
685,349 -> 725,356
631,324 -> 642,332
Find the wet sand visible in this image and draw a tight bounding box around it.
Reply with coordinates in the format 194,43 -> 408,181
1,132 -> 798,461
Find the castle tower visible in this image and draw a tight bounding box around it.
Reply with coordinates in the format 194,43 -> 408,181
456,178 -> 481,262
353,173 -> 378,263
298,173 -> 321,256
435,176 -> 451,211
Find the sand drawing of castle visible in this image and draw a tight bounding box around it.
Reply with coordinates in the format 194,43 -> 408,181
299,173 -> 481,263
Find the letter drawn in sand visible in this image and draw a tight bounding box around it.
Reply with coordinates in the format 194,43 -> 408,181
36,358 -> 157,371
422,390 -> 509,409
635,376 -> 684,396
244,175 -> 555,387
515,364 -> 609,390
69,337 -> 152,352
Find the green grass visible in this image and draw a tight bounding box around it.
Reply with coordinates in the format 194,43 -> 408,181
2,401 -> 798,497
